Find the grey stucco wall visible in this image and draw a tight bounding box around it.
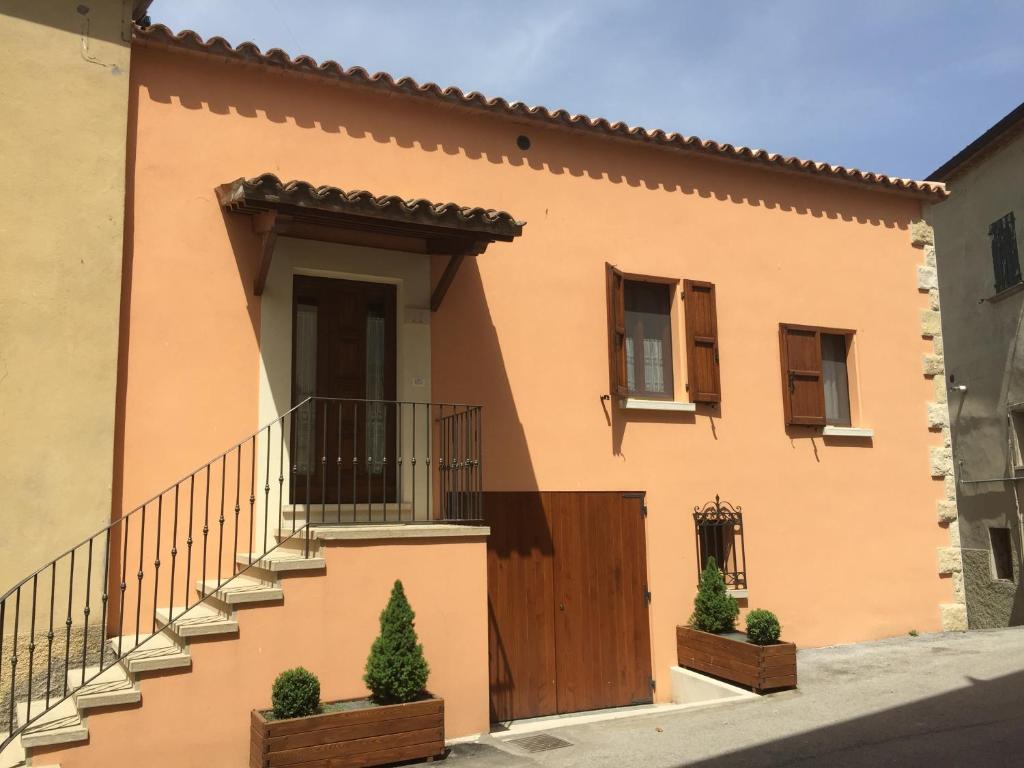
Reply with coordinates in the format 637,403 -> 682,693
929,130 -> 1024,628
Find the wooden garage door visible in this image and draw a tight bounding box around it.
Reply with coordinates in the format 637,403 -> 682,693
485,492 -> 653,722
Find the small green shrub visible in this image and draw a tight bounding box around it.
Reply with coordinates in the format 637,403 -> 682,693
272,667 -> 321,719
909,629 -> 919,637
690,557 -> 739,633
745,609 -> 782,645
364,580 -> 430,704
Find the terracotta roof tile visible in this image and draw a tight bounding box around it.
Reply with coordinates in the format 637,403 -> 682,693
217,174 -> 525,240
137,24 -> 946,200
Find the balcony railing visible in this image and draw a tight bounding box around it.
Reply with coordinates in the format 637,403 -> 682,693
0,396 -> 481,751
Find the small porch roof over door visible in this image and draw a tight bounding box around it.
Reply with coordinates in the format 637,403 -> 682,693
216,173 -> 525,309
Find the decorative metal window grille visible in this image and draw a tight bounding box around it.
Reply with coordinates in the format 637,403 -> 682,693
693,495 -> 747,589
989,212 -> 1021,294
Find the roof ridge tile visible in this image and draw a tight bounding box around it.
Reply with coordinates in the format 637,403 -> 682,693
136,23 -> 946,199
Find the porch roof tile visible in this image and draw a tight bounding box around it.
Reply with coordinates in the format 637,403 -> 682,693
216,174 -> 525,242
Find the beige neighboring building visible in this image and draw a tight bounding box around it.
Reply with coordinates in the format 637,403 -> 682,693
927,102 -> 1024,628
0,1 -> 149,591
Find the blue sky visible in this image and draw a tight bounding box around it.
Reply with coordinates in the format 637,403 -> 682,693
151,1 -> 1024,180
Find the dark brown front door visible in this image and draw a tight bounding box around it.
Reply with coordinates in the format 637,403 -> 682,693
291,275 -> 397,505
485,492 -> 654,722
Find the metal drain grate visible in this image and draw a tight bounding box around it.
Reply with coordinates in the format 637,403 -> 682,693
505,733 -> 573,753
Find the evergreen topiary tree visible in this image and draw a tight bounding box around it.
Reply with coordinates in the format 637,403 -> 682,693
364,580 -> 430,704
745,609 -> 781,645
690,556 -> 739,633
272,667 -> 321,719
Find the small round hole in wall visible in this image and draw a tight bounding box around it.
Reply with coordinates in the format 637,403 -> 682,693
516,135 -> 531,151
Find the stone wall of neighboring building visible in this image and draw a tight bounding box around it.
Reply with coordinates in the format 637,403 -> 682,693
0,2 -> 133,596
928,128 -> 1024,629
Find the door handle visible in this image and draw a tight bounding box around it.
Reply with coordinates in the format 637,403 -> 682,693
559,603 -> 565,611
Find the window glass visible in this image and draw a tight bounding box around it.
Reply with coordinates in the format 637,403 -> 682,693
293,303 -> 317,474
365,303 -> 387,475
623,281 -> 673,397
821,333 -> 851,427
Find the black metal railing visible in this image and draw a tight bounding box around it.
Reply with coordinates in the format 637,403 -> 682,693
0,396 -> 482,751
693,495 -> 747,590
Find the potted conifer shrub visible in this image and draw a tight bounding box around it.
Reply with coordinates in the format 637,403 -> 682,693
251,580 -> 444,768
676,557 -> 797,693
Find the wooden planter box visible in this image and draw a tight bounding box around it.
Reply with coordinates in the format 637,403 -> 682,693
676,625 -> 797,693
251,696 -> 444,768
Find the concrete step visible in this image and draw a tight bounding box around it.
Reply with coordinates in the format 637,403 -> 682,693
111,632 -> 191,674
17,697 -> 87,749
66,665 -> 139,711
236,550 -> 325,573
196,576 -> 283,605
155,603 -> 238,640
0,728 -> 26,768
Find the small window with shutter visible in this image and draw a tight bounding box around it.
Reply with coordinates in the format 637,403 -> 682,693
989,212 -> 1022,294
779,324 -> 855,427
606,266 -> 722,404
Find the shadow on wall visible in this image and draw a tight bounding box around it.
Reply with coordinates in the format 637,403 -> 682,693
136,50 -> 914,230
685,669 -> 1024,768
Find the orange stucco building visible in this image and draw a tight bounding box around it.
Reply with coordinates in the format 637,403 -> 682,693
8,22 -> 961,768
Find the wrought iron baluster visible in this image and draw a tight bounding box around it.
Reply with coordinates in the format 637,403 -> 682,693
426,403 -> 433,521
136,504 -> 146,647
0,599 -> 5,726
397,401 -> 404,522
266,423 -> 274,554
150,498 -> 161,634
202,465 -> 210,598
321,400 -> 328,525
45,564 -> 55,706
233,446 -> 242,580
217,455 -> 226,588
410,402 -> 416,520
336,400 -> 342,524
82,538 -> 93,685
248,434 -> 256,565
10,586 -> 21,735
382,402 -> 389,522
72,546 -> 82,683
305,400 -> 313,538
26,574 -> 37,723
277,415 -> 285,541
367,401 -> 373,521
168,486 -> 179,628
185,475 -> 196,612
352,401 -> 358,521
99,528 -> 111,671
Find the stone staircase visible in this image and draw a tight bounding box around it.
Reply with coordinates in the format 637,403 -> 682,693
1,531 -> 325,767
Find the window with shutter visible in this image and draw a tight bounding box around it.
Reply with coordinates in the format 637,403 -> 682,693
779,324 -> 855,427
989,212 -> 1022,294
683,280 -> 721,403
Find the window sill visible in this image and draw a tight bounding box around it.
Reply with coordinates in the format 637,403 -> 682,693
985,281 -> 1024,303
727,589 -> 748,599
822,426 -> 874,438
619,398 -> 696,412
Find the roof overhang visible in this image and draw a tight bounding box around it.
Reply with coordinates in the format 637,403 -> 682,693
927,100 -> 1024,183
217,174 -> 525,308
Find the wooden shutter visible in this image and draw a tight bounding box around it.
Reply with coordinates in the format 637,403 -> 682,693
606,264 -> 628,396
683,280 -> 721,403
779,325 -> 825,426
